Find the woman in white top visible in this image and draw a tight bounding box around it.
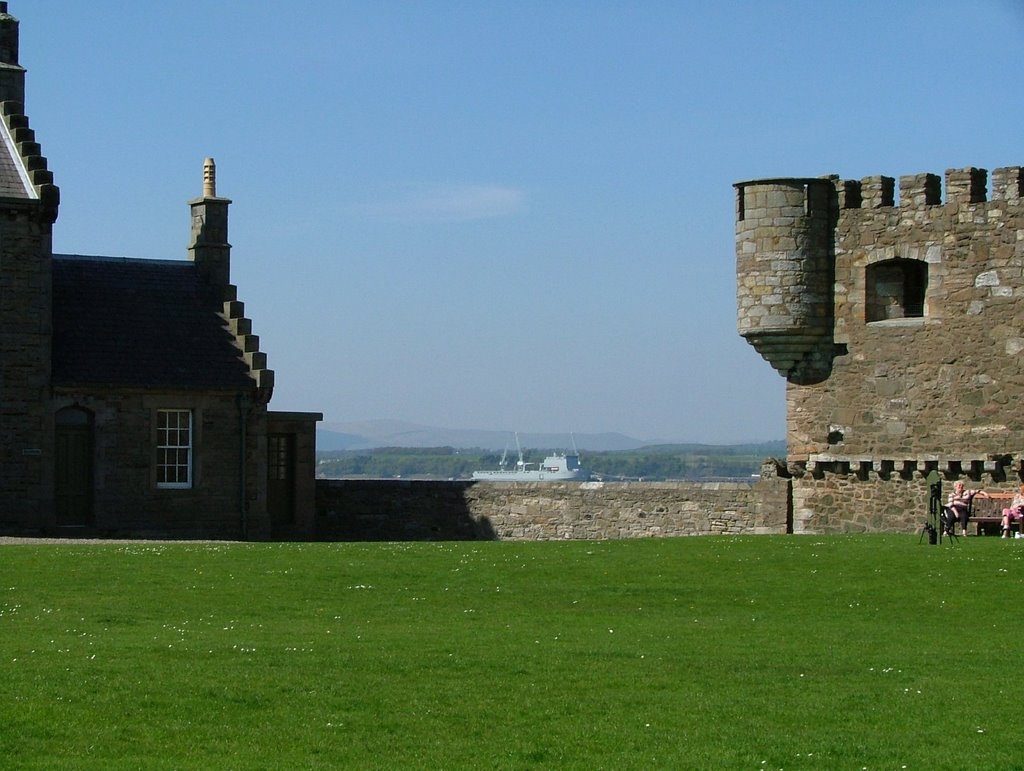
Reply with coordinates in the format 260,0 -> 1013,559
946,480 -> 988,537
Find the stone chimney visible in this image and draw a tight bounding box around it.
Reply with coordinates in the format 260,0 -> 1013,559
0,2 -> 25,105
188,157 -> 232,286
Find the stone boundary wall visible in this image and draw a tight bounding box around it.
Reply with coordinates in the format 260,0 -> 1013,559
314,472 -> 789,541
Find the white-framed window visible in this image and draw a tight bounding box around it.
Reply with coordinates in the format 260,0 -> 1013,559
157,409 -> 192,489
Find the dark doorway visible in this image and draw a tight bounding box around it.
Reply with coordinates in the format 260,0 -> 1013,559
55,407 -> 94,527
268,433 -> 295,528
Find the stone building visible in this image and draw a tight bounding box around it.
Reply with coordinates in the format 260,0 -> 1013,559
736,166 -> 1024,532
0,3 -> 320,538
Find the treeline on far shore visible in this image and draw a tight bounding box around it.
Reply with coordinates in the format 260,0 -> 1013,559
315,441 -> 786,481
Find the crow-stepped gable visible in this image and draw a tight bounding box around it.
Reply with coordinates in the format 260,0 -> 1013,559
0,4 -> 321,538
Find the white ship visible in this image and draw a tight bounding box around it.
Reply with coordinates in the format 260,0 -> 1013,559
472,434 -> 590,482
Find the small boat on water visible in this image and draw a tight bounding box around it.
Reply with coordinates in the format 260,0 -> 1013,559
472,434 -> 590,482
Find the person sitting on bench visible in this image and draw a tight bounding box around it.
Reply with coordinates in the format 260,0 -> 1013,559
1001,484 -> 1024,539
946,480 -> 989,537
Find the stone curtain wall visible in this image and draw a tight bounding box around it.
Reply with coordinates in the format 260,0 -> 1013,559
786,460 -> 1019,532
791,470 -> 931,533
315,474 -> 789,541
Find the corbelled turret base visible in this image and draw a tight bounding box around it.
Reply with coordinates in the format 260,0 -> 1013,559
741,329 -> 830,378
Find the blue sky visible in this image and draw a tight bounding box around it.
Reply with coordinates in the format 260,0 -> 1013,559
20,1 -> 1024,442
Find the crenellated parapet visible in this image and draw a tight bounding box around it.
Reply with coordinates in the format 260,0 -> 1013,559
0,99 -> 59,221
781,453 -> 1024,535
791,453 -> 1022,483
824,165 -> 1023,210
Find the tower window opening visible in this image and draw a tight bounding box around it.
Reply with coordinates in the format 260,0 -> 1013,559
866,258 -> 927,322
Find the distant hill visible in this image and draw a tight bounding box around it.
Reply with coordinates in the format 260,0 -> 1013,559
317,419 -> 783,454
315,440 -> 788,481
317,420 -> 652,452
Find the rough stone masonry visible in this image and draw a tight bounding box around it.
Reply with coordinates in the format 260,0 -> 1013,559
736,167 -> 1024,533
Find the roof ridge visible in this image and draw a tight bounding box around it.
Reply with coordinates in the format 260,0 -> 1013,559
53,253 -> 194,265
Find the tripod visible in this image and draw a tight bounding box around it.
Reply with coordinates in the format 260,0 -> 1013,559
919,519 -> 937,545
921,470 -> 955,545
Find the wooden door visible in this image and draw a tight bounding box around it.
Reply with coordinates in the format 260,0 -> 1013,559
267,433 -> 295,527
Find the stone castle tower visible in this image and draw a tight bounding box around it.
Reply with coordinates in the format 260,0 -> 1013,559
0,1 -> 60,524
736,166 -> 1024,532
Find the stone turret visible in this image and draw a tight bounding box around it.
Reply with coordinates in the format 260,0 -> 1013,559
734,178 -> 836,383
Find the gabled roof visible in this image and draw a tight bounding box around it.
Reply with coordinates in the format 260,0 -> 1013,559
52,254 -> 256,390
0,118 -> 32,199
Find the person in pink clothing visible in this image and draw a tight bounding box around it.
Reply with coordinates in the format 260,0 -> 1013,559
1001,485 -> 1024,538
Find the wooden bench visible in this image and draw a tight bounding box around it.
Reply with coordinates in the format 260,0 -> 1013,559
970,492 -> 1021,536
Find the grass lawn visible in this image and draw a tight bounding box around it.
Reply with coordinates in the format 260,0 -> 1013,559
2,535 -> 1023,769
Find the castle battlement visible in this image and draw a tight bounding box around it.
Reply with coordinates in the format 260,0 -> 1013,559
834,166 -> 1024,209
735,166 -> 1024,217
735,161 -> 1024,473
795,453 -> 1024,483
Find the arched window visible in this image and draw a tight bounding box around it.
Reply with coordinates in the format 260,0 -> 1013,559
866,258 -> 927,322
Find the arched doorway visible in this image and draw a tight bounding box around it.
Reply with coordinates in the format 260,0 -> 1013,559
55,407 -> 94,527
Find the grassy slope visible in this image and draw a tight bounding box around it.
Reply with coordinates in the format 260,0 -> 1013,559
2,536 -> 1023,769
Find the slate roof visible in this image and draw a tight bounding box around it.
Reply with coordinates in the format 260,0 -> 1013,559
52,254 -> 256,390
0,120 -> 34,199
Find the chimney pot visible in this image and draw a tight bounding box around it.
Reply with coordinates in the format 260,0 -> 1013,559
203,157 -> 216,198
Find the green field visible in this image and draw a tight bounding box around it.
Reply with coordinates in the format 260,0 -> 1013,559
2,536 -> 1023,769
